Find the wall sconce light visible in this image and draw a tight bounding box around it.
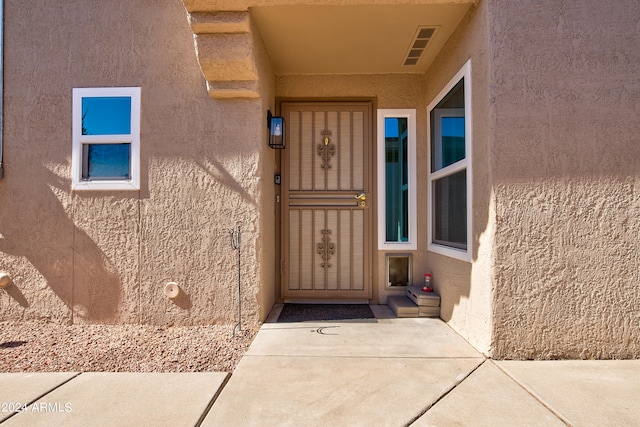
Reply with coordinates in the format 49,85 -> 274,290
267,110 -> 285,149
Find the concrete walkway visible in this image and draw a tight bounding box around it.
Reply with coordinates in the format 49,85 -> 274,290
1,305 -> 639,426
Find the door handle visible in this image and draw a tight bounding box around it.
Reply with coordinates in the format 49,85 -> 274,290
355,193 -> 367,207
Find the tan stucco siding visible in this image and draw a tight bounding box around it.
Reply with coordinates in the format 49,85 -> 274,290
489,0 -> 640,358
0,0 -> 275,327
1,0 -> 636,360
253,15 -> 278,323
422,1 -> 493,354
184,0 -> 478,13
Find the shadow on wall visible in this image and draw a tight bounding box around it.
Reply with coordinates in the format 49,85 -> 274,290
1,276 -> 29,308
0,166 -> 122,322
71,227 -> 123,322
195,157 -> 257,208
168,286 -> 192,311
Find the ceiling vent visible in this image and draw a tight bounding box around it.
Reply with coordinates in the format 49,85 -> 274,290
403,27 -> 437,66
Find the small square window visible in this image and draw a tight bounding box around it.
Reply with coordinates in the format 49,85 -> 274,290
72,87 -> 141,190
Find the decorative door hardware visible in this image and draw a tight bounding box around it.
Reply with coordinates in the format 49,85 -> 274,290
355,193 -> 367,207
317,229 -> 335,268
317,130 -> 336,169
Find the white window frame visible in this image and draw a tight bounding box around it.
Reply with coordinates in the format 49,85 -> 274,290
377,109 -> 417,250
72,87 -> 141,191
427,60 -> 472,262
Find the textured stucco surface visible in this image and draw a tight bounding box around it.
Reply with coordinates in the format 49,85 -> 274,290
489,0 -> 640,358
0,0 -> 275,327
1,0 -> 637,360
184,0 -> 477,13
422,1 -> 493,354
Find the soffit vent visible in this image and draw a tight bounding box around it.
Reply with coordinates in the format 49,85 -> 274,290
403,26 -> 437,66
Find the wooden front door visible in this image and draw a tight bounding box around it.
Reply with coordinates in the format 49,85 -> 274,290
281,102 -> 372,300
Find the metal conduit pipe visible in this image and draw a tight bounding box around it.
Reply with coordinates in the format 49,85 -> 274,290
0,0 -> 4,179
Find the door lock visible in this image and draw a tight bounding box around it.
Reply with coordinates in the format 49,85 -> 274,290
355,193 -> 367,207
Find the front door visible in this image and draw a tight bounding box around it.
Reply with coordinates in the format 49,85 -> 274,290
281,102 -> 372,300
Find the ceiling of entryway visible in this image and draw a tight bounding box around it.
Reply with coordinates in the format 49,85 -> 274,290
250,3 -> 473,75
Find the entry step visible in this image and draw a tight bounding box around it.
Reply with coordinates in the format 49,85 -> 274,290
388,295 -> 440,318
406,286 -> 441,307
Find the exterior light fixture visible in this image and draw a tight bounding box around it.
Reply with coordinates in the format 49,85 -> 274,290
267,110 -> 285,149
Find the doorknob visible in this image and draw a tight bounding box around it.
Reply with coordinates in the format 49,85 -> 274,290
355,193 -> 367,207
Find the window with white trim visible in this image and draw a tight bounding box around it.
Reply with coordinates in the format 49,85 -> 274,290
72,87 -> 141,190
377,109 -> 417,250
428,61 -> 472,261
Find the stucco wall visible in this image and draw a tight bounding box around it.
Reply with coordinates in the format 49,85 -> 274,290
489,0 -> 640,358
0,0 -> 275,328
422,1 -> 493,354
252,17 -> 278,322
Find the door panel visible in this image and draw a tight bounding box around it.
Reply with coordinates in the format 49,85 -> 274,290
282,102 -> 371,300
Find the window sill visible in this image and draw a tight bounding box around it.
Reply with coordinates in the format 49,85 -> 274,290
428,243 -> 471,262
379,242 -> 417,251
72,180 -> 140,191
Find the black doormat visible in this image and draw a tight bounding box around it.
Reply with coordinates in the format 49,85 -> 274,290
277,304 -> 375,323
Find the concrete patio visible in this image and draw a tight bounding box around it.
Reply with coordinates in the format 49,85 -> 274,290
1,305 -> 639,426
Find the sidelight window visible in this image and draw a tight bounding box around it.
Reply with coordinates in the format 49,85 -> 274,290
377,109 -> 417,250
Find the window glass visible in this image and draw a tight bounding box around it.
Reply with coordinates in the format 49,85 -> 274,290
82,144 -> 131,180
72,87 -> 141,190
427,60 -> 471,260
385,117 -> 409,242
81,97 -> 132,135
377,109 -> 416,250
431,79 -> 465,172
441,117 -> 465,167
433,170 -> 467,249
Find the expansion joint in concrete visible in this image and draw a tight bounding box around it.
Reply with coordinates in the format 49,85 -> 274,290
405,357 -> 487,426
194,372 -> 232,427
490,360 -> 573,427
0,372 -> 81,424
